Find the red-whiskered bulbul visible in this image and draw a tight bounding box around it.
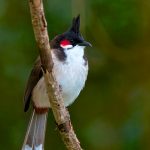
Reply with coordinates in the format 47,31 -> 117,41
22,15 -> 91,150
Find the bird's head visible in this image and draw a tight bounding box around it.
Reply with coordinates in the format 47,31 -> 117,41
50,15 -> 92,50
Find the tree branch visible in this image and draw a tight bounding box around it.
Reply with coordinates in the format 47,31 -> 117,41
28,0 -> 82,149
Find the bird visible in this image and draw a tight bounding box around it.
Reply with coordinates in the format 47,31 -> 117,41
22,15 -> 91,150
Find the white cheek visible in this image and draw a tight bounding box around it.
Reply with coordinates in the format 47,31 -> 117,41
60,44 -> 73,49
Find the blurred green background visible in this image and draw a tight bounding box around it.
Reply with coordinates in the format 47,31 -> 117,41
1,0 -> 150,149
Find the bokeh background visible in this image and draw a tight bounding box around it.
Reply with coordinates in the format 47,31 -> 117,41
1,0 -> 150,149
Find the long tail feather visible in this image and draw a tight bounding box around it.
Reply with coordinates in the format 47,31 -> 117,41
22,110 -> 48,150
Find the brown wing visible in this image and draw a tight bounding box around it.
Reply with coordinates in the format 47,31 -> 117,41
24,57 -> 43,112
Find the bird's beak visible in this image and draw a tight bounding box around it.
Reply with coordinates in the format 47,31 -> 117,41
78,41 -> 92,47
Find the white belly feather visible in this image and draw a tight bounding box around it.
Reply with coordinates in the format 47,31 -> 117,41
32,46 -> 88,108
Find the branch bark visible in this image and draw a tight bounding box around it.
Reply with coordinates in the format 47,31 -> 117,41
28,0 -> 82,149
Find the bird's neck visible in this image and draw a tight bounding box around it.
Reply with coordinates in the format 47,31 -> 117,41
52,45 -> 85,63
64,45 -> 85,62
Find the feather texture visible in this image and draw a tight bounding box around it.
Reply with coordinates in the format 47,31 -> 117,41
22,110 -> 47,150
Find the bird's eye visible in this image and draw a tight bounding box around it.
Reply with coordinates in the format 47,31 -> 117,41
70,39 -> 74,43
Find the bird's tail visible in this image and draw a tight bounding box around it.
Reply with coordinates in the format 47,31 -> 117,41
22,110 -> 48,150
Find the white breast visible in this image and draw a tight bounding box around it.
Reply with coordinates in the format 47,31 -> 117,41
32,45 -> 88,108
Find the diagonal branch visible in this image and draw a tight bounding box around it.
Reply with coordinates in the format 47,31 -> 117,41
28,0 -> 83,149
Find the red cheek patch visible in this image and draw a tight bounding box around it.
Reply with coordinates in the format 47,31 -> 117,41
60,39 -> 71,46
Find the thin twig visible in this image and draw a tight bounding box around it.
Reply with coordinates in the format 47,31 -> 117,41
28,0 -> 83,149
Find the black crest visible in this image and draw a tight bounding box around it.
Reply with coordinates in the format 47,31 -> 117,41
69,15 -> 80,34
